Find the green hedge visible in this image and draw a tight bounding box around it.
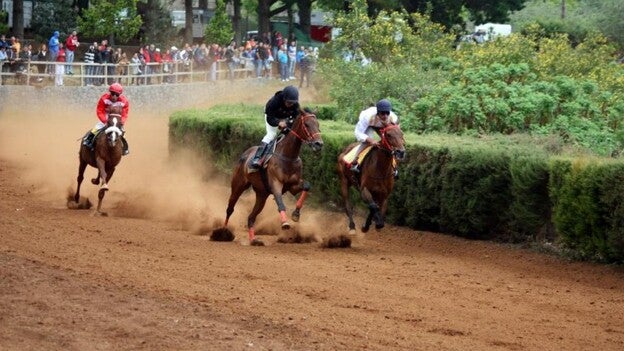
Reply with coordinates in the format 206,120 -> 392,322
169,104 -> 624,263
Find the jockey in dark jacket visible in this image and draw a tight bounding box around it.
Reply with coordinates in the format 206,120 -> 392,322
249,85 -> 300,169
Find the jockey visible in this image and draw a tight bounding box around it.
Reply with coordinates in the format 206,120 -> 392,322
249,85 -> 300,169
83,82 -> 130,155
350,98 -> 399,176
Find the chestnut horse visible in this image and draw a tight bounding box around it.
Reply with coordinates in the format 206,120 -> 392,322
224,110 -> 323,245
337,124 -> 406,234
73,107 -> 124,216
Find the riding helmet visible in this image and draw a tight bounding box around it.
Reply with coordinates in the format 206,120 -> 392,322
376,99 -> 392,113
283,85 -> 299,103
109,82 -> 123,95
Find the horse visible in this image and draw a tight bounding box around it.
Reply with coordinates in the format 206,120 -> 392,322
222,110 -> 323,245
73,107 -> 124,216
337,124 -> 406,234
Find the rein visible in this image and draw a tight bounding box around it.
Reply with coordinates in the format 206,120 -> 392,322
287,113 -> 321,144
379,124 -> 400,152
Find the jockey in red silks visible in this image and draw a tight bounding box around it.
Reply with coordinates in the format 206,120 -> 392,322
83,82 -> 130,155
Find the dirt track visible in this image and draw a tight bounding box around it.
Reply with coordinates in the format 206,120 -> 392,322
1,83 -> 624,351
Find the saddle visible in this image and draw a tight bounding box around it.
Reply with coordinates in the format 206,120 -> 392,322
342,144 -> 374,167
246,135 -> 284,173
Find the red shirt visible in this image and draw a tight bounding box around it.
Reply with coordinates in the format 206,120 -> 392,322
56,48 -> 66,62
96,93 -> 130,125
65,35 -> 78,52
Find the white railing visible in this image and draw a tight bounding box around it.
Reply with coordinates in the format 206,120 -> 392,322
0,57 -> 257,86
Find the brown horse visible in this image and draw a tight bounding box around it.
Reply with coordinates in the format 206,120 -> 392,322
73,108 -> 124,216
223,110 -> 323,245
337,124 -> 406,234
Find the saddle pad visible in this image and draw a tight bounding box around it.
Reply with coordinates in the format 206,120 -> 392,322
342,145 -> 373,165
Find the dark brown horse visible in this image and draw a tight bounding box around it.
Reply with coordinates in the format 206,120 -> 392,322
73,108 -> 124,216
337,124 -> 406,234
223,110 -> 323,245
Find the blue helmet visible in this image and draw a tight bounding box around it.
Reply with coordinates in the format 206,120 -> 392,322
283,85 -> 299,103
376,99 -> 392,113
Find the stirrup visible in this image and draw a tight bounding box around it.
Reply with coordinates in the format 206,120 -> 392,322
249,159 -> 261,169
350,163 -> 359,173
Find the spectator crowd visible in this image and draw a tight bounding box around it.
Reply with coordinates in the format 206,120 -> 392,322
1,30 -> 318,88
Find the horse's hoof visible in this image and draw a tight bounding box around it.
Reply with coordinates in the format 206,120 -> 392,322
91,178 -> 99,185
250,239 -> 265,246
94,211 -> 108,217
348,228 -> 356,235
101,184 -> 109,190
291,210 -> 300,222
375,223 -> 385,230
361,226 -> 369,233
281,222 -> 291,230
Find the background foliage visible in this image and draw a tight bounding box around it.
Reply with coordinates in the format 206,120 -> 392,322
319,0 -> 624,157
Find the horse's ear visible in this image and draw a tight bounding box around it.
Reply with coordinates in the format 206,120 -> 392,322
303,106 -> 313,113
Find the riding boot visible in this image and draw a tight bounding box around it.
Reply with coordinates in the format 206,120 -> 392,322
350,144 -> 365,173
83,131 -> 95,149
350,162 -> 360,173
121,137 -> 129,156
249,143 -> 267,169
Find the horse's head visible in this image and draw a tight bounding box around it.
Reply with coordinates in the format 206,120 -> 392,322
379,124 -> 406,161
288,110 -> 323,152
104,108 -> 123,148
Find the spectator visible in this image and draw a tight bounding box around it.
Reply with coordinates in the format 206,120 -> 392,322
84,42 -> 97,86
34,43 -> 48,79
65,30 -> 79,75
116,52 -> 129,84
0,46 -> 8,82
298,48 -> 314,88
48,31 -> 60,76
0,34 -> 7,50
10,36 -> 20,53
287,40 -> 297,79
55,42 -> 66,86
225,41 -> 237,82
277,44 -> 288,81
130,52 -> 143,85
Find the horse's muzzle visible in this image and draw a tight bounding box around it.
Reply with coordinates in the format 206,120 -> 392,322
394,149 -> 406,161
310,141 -> 323,152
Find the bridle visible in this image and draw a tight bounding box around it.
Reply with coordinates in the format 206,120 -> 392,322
286,113 -> 321,145
378,124 -> 402,153
105,114 -> 123,144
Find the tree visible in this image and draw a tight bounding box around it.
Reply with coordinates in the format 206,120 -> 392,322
319,0 -> 528,29
77,0 -> 142,45
138,0 -> 178,46
231,0 -> 243,44
205,0 -> 234,45
0,10 -> 9,34
31,0 -> 78,43
184,0 -> 192,44
12,0 -> 24,38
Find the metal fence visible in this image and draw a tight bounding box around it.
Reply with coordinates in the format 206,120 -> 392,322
0,58 -> 257,86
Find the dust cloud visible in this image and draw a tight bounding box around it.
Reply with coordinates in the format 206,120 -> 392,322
0,83 -> 352,244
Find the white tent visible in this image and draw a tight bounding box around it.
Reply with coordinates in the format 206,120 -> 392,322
474,23 -> 512,41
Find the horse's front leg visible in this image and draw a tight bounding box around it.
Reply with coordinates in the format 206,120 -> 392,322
269,180 -> 290,229
290,180 -> 310,222
374,194 -> 389,230
91,170 -> 100,185
340,174 -> 356,234
74,160 -> 88,203
96,158 -> 109,189
360,187 -> 379,233
247,189 -> 269,245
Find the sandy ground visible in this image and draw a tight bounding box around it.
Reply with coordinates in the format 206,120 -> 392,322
1,82 -> 624,351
